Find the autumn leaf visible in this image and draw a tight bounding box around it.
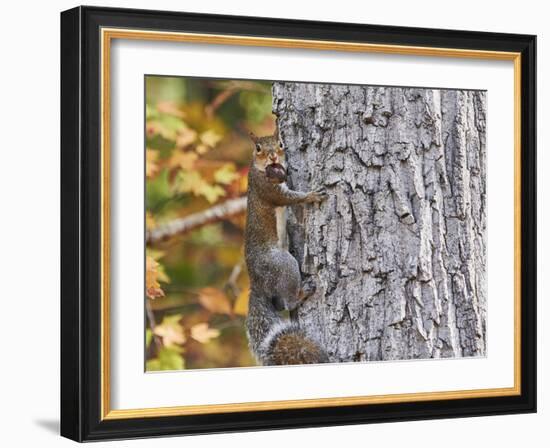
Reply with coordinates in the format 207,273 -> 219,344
233,288 -> 249,316
168,150 -> 198,171
195,144 -> 210,155
146,149 -> 160,179
146,255 -> 165,299
199,129 -> 223,148
147,114 -> 186,141
146,250 -> 170,284
174,171 -> 226,203
197,183 -> 226,204
174,170 -> 202,195
190,323 -> 221,344
176,127 -> 198,149
198,287 -> 232,315
214,163 -> 240,185
153,314 -> 186,347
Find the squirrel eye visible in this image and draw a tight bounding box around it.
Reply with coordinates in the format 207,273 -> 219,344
255,143 -> 262,152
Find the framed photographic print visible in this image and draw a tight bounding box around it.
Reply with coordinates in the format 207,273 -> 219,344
60,6 -> 537,441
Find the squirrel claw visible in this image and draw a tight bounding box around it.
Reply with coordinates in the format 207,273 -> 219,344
307,188 -> 328,203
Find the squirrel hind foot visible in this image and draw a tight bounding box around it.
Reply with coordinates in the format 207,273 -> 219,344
298,277 -> 317,301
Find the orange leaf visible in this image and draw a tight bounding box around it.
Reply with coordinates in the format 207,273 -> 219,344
146,256 -> 165,300
198,287 -> 232,315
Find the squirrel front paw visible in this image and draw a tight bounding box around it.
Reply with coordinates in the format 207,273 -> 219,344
306,188 -> 328,203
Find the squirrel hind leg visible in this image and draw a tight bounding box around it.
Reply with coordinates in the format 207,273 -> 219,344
287,278 -> 317,312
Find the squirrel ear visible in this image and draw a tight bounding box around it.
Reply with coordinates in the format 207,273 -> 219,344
248,131 -> 258,143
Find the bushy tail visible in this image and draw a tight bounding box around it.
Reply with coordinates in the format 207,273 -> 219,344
246,290 -> 328,366
261,322 -> 329,366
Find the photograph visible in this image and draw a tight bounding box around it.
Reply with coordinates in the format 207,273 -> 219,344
144,76 -> 487,371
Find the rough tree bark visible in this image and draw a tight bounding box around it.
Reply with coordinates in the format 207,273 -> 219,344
273,83 -> 487,362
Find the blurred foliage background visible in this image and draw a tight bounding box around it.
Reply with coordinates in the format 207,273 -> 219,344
145,76 -> 275,371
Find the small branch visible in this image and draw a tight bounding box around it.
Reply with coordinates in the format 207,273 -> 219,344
146,196 -> 247,244
224,260 -> 243,299
145,299 -> 163,354
205,88 -> 237,119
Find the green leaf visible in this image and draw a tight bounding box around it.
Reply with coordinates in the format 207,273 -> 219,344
146,359 -> 161,371
239,91 -> 273,123
146,346 -> 185,371
146,169 -> 171,211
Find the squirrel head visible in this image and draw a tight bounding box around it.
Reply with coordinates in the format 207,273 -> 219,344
249,127 -> 286,183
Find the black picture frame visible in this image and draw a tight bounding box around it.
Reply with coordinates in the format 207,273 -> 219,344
61,5 -> 536,442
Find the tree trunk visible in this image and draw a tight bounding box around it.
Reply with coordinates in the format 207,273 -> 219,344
273,83 -> 487,362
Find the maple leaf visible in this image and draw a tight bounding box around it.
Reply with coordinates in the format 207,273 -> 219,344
214,163 -> 240,185
197,183 -> 226,204
199,129 -> 223,148
147,250 -> 170,284
190,323 -> 221,344
153,314 -> 186,347
175,127 -> 198,149
146,255 -> 165,299
174,171 -> 226,203
147,113 -> 186,141
195,144 -> 210,155
198,287 -> 232,315
168,151 -> 198,171
174,170 -> 203,195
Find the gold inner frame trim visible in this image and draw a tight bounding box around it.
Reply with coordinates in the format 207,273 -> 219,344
100,27 -> 522,420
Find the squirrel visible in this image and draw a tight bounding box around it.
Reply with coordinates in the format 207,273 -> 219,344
244,126 -> 329,366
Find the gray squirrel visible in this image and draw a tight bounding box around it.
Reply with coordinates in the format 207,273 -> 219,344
244,127 -> 329,365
